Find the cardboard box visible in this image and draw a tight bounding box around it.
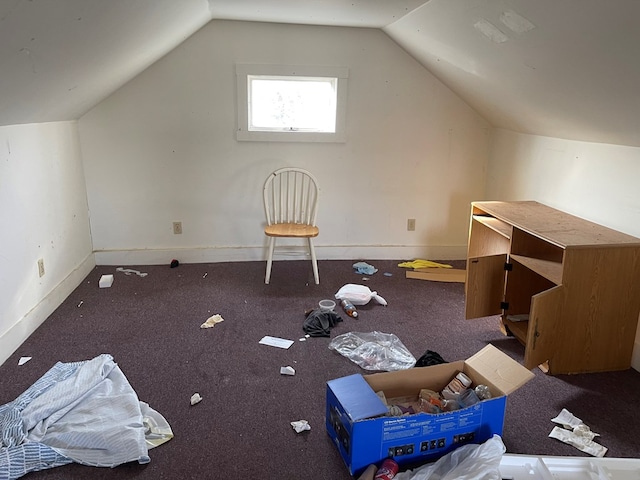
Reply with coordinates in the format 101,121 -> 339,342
326,344 -> 534,476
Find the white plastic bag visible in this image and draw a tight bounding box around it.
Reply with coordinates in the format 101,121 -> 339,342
394,434 -> 506,480
334,284 -> 387,306
328,331 -> 415,371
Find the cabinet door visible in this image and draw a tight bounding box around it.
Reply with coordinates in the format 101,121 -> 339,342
465,254 -> 507,319
524,286 -> 563,370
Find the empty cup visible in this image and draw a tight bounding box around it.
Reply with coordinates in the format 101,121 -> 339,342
319,299 -> 336,311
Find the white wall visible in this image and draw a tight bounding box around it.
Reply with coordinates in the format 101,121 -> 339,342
487,128 -> 640,371
79,20 -> 491,266
0,121 -> 94,366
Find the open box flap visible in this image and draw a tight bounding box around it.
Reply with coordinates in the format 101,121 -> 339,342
327,374 -> 388,421
466,344 -> 534,395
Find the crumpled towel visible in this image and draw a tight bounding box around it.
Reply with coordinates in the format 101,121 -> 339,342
303,309 -> 343,337
353,261 -> 378,275
398,259 -> 452,269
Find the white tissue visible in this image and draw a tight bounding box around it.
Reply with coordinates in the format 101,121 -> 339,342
549,426 -> 607,457
280,366 -> 296,376
549,408 -> 606,457
201,314 -> 224,328
290,420 -> 311,433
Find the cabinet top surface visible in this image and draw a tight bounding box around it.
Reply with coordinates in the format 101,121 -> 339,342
472,201 -> 640,247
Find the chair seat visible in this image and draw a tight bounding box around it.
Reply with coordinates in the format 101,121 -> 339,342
265,223 -> 319,238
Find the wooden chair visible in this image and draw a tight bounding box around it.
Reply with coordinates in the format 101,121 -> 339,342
263,167 -> 320,284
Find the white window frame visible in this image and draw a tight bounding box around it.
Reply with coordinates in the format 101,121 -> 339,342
236,64 -> 348,143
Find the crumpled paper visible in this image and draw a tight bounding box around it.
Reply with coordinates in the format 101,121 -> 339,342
280,366 -> 296,376
190,393 -> 203,405
290,420 -> 311,433
549,408 -> 607,457
201,314 -> 224,328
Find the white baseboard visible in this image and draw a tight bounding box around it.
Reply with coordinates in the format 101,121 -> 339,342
94,244 -> 469,265
0,254 -> 96,367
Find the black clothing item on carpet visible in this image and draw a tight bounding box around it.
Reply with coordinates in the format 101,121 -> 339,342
414,349 -> 447,367
302,309 -> 343,337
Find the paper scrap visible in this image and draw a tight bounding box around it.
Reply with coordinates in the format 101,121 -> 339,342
280,366 -> 296,376
116,267 -> 148,277
18,356 -> 32,366
549,426 -> 607,457
201,314 -> 224,329
549,408 -> 606,457
551,408 -> 583,430
190,393 -> 203,405
290,420 -> 311,433
259,336 -> 294,349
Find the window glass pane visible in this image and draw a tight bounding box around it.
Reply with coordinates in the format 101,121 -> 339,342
248,76 -> 337,132
236,64 -> 348,143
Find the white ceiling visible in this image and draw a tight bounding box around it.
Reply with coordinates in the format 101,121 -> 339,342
1,0 -> 639,147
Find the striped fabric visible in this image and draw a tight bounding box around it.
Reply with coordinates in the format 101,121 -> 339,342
0,354 -> 154,480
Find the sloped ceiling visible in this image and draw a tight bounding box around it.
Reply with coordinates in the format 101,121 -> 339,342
1,0 -> 639,147
0,0 -> 214,126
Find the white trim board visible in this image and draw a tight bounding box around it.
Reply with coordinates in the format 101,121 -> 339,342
0,253 -> 96,367
93,244 -> 468,266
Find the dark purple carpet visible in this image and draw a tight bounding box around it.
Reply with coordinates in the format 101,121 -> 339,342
1,259 -> 639,479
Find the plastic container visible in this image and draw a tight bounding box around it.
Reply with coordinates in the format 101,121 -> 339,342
340,299 -> 358,318
457,388 -> 480,408
319,299 -> 336,311
475,384 -> 492,400
442,371 -> 472,400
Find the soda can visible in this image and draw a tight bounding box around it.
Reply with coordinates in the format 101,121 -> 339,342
374,458 -> 399,480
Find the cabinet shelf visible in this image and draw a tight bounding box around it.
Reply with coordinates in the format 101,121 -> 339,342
502,318 -> 528,344
472,215 -> 512,239
509,255 -> 563,285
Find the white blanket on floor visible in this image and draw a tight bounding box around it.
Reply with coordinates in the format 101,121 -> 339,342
0,354 -> 162,480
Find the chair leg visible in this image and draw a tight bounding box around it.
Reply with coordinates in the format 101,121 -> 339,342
265,236 -> 275,284
308,237 -> 319,285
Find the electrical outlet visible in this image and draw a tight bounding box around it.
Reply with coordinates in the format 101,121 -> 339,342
407,218 -> 416,231
173,222 -> 183,235
37,258 -> 45,277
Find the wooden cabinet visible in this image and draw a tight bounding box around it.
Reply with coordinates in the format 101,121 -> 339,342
465,201 -> 640,375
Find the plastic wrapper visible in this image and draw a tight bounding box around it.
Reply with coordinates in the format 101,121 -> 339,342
393,434 -> 506,480
328,331 -> 416,371
335,284 -> 387,306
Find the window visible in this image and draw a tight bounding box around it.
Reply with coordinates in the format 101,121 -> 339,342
236,64 -> 348,143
